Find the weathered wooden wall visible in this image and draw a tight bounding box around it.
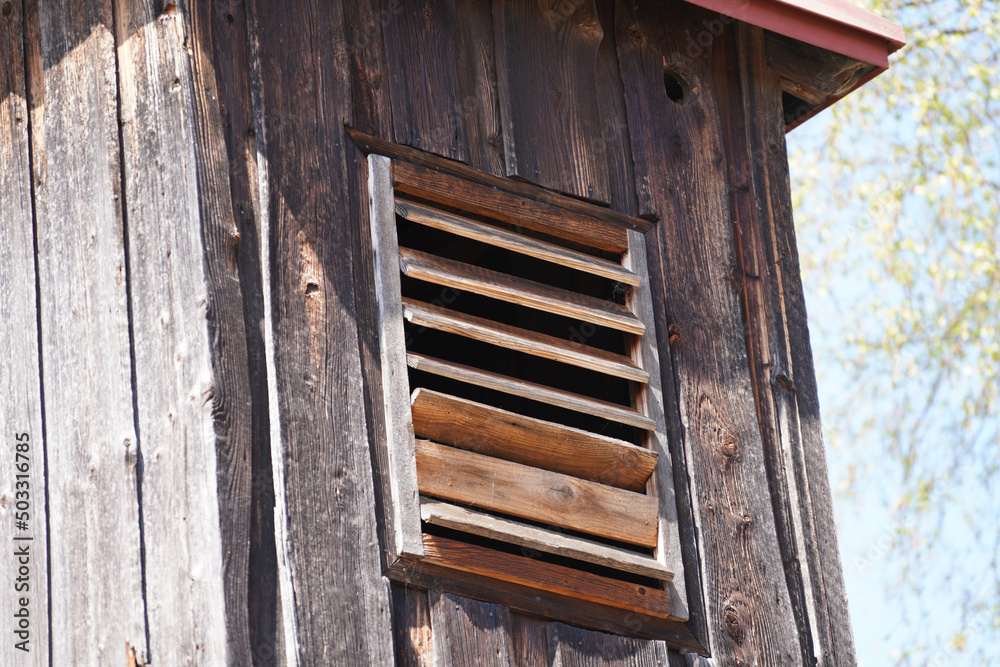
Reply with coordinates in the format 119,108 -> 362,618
0,0 -> 855,664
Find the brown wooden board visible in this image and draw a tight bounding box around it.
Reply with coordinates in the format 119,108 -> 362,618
0,3 -> 49,664
391,584 -> 434,667
411,388 -> 657,491
251,0 -> 393,661
510,613 -> 549,667
493,0 -> 610,202
616,0 -> 802,662
429,590 -> 514,666
382,0 -> 465,160
26,0 -> 148,661
115,1 -> 232,661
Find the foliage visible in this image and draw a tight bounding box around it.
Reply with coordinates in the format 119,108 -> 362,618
787,0 -> 999,664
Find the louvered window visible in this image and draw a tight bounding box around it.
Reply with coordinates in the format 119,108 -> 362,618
358,136 -> 689,643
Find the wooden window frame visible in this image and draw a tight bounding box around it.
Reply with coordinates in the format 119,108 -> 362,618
351,130 -> 698,649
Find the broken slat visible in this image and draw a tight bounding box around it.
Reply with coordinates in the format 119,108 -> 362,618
415,440 -> 658,548
398,247 -> 644,335
421,499 -> 673,581
406,353 -> 656,430
396,199 -> 640,285
420,534 -> 671,618
402,299 -> 649,383
410,388 -> 656,491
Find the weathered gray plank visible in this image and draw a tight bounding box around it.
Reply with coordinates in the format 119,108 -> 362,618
0,2 -> 49,663
547,622 -> 670,666
493,0 -> 610,202
737,24 -> 856,665
26,0 -> 148,662
429,590 -> 514,667
251,0 -> 394,662
616,1 -> 801,663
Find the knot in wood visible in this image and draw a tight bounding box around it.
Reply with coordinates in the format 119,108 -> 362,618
721,434 -> 739,459
1,1 -> 14,18
723,604 -> 746,644
668,324 -> 681,345
550,483 -> 575,500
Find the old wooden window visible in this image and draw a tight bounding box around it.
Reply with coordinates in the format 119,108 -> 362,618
356,132 -> 688,642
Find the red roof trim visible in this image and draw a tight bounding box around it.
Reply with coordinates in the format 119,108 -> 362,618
684,0 -> 905,67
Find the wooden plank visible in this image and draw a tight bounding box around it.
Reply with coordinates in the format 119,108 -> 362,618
421,535 -> 671,618
189,0 -> 279,659
368,155 -> 424,558
391,585 -> 434,667
252,0 -> 394,662
547,622 -> 672,666
415,440 -> 658,548
397,198 -> 639,284
394,159 -> 630,253
391,557 -> 701,649
510,613 -> 549,667
403,298 -> 649,382
347,127 -> 652,235
739,24 -> 857,663
382,0 -> 464,160
26,0 -> 148,662
408,352 -> 656,430
399,247 -> 645,335
115,3 -> 233,663
422,499 -> 673,580
764,31 -> 875,108
0,3 -> 49,663
616,0 -> 802,661
493,0 -> 610,202
626,230 -> 690,621
429,590 -> 514,667
453,0 -> 505,175
410,388 -> 657,490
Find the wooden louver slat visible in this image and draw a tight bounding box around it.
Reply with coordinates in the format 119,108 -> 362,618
415,440 -> 659,548
395,199 -> 641,285
407,352 -> 656,430
420,534 -> 673,619
410,388 -> 657,491
402,298 -> 649,383
398,247 -> 645,335
421,499 -> 673,581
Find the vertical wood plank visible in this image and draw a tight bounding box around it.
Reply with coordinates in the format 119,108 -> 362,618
453,0 -> 505,175
251,0 -> 394,662
25,0 -> 148,662
430,589 -> 514,667
510,613 -> 548,667
547,622 -> 670,666
735,24 -> 856,665
189,0 -> 280,663
113,1 -> 231,663
0,1 -> 49,663
616,1 -> 801,663
382,0 -> 465,160
493,0 -> 609,202
391,585 -> 434,667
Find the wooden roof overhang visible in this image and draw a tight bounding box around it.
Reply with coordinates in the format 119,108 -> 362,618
684,0 -> 906,129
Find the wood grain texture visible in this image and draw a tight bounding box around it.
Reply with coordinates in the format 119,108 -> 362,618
408,353 -> 656,430
429,589 -> 514,667
737,25 -> 856,665
0,2 -> 49,663
453,0 -> 505,174
547,622 -> 671,666
396,198 -> 640,285
348,128 -> 651,236
421,499 -> 673,580
493,0 -> 610,202
764,31 -> 875,108
251,0 -> 394,662
616,1 -> 801,662
115,2 -> 234,663
26,0 -> 149,662
399,247 -> 645,335
382,0 -> 464,160
403,299 -> 649,382
394,160 -> 632,253
391,584 -> 434,667
421,535 -> 672,619
511,613 -> 549,667
415,440 -> 659,548
411,388 -> 657,491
